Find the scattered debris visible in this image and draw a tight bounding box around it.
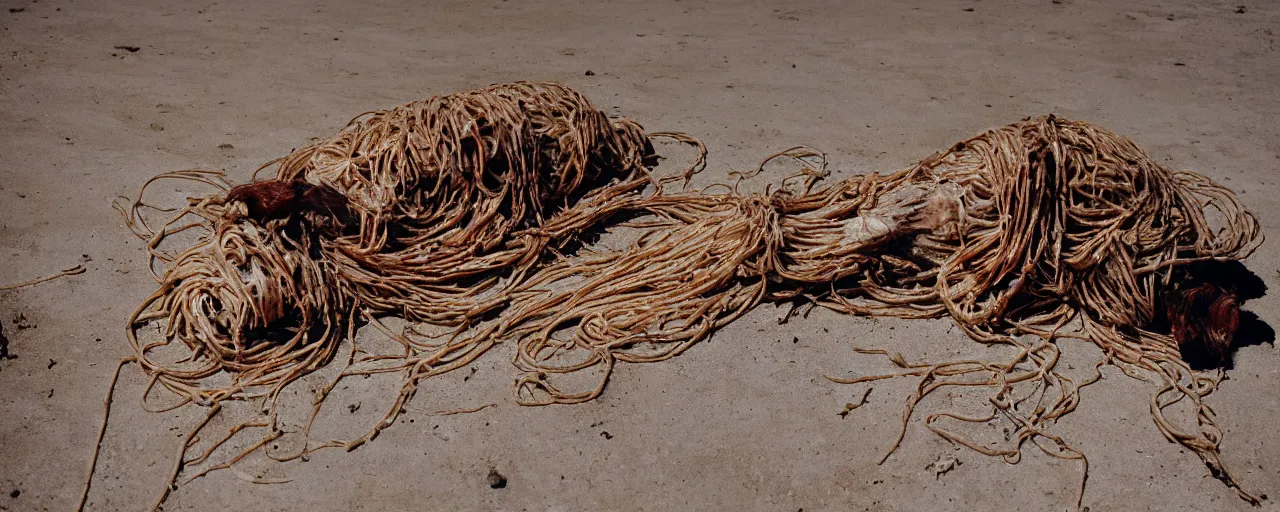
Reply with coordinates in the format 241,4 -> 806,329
838,388 -> 872,418
1236,5 -> 1246,14
0,265 -> 84,292
218,143 -> 234,149
347,402 -> 360,414
584,70 -> 595,76
487,469 -> 507,489
149,123 -> 164,131
13,314 -> 33,331
926,454 -> 961,479
9,489 -> 18,498
435,403 -> 496,416
8,7 -> 24,13
114,45 -> 140,53
0,322 -> 10,360
600,431 -> 613,440
47,359 -> 56,369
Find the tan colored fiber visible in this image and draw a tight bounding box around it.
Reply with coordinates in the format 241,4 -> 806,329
462,115 -> 1260,506
94,83 -> 1260,510
90,81 -> 704,510
0,265 -> 85,291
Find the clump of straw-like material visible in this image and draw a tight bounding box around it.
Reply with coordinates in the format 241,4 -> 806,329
93,84 -> 1262,511
89,81 -> 703,510
462,115 -> 1262,505
115,82 -> 696,404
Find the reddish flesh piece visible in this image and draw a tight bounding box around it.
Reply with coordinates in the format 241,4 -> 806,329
1167,283 -> 1239,366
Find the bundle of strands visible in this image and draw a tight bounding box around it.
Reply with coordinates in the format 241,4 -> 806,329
89,82 -> 702,510
465,115 -> 1261,505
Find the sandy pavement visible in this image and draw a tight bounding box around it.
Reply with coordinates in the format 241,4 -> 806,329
2,0 -> 1279,510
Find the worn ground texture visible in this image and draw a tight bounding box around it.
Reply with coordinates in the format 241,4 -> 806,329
2,0 -> 1279,510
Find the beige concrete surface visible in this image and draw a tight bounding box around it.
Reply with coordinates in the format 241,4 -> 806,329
2,0 -> 1278,510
